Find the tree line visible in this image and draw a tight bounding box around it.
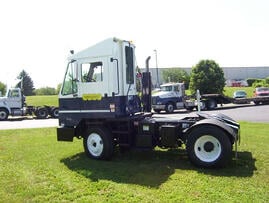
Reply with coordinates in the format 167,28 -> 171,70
0,70 -> 61,96
1,61 -> 269,96
161,59 -> 225,94
161,60 -> 269,94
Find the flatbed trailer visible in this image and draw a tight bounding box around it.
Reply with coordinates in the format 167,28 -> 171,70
201,94 -> 269,110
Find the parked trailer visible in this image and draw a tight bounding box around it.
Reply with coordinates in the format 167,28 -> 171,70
57,38 -> 240,168
200,94 -> 269,110
0,88 -> 59,121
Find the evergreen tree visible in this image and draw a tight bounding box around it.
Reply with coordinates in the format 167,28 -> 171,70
0,81 -> 7,96
16,70 -> 35,96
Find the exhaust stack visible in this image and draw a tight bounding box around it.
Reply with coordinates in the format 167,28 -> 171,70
142,56 -> 152,112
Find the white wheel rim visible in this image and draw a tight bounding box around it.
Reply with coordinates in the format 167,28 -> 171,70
87,133 -> 103,157
194,135 -> 221,162
0,111 -> 7,119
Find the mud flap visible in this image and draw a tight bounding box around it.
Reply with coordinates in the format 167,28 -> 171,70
57,127 -> 75,142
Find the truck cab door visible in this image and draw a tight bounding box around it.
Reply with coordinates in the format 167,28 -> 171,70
174,84 -> 184,108
7,89 -> 23,109
58,60 -> 80,126
77,57 -> 111,115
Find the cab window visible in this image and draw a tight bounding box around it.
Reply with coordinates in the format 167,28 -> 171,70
125,46 -> 134,84
8,89 -> 20,97
81,62 -> 103,83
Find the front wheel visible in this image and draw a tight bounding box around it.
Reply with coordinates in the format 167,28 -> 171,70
0,109 -> 9,121
186,126 -> 232,168
165,103 -> 175,113
83,127 -> 113,160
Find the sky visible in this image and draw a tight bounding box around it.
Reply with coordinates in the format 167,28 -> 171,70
0,0 -> 269,88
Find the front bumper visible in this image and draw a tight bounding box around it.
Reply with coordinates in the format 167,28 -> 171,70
152,104 -> 166,110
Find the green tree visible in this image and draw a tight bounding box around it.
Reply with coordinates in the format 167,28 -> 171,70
35,87 -> 57,95
136,66 -> 142,93
252,80 -> 269,88
189,60 -> 225,94
56,83 -> 62,94
162,68 -> 190,88
0,81 -> 7,96
265,77 -> 269,84
16,70 -> 35,96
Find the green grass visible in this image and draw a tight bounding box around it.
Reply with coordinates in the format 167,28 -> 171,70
26,95 -> 58,106
24,87 -> 254,107
185,87 -> 254,98
0,122 -> 268,202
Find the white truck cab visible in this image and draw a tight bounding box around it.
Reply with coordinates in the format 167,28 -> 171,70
0,88 -> 26,119
58,38 -> 141,127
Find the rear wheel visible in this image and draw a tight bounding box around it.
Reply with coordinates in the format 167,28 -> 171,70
35,107 -> 48,119
186,126 -> 232,168
50,107 -> 59,118
254,101 -> 260,105
153,109 -> 161,113
206,99 -> 217,110
0,109 -> 9,121
83,127 -> 114,160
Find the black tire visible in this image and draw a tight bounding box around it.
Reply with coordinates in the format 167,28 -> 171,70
35,107 -> 48,119
186,126 -> 232,168
153,109 -> 161,113
186,106 -> 194,111
254,101 -> 260,105
165,102 -> 175,113
50,107 -> 59,118
206,99 -> 217,110
83,127 -> 114,160
0,108 -> 9,121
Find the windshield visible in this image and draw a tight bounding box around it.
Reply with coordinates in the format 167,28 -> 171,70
160,86 -> 172,91
257,87 -> 269,91
235,91 -> 246,95
61,60 -> 78,95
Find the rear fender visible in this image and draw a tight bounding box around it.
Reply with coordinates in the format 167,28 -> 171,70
185,118 -> 238,143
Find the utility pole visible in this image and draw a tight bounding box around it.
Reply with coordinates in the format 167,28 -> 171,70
154,49 -> 159,87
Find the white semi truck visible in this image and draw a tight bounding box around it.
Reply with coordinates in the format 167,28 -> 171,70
57,38 -> 240,168
0,88 -> 59,120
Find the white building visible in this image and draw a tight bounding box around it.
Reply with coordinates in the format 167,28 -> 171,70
146,66 -> 269,87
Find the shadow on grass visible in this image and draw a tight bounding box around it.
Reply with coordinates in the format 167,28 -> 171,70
61,149 -> 256,188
